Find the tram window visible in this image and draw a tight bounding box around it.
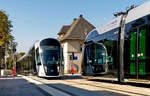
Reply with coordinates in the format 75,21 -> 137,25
36,48 -> 41,65
61,48 -> 64,65
107,56 -> 113,64
94,44 -> 107,65
80,44 -> 83,52
98,58 -> 102,64
132,18 -> 145,27
80,46 -> 82,52
147,15 -> 150,22
37,57 -> 41,65
41,50 -> 59,65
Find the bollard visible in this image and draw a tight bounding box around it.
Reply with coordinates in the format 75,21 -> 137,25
72,65 -> 74,75
13,67 -> 15,77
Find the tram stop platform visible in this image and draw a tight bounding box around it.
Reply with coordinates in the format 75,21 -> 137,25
14,73 -> 150,88
62,74 -> 83,79
60,74 -> 150,88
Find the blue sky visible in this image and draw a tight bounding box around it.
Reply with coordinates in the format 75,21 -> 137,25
0,0 -> 147,52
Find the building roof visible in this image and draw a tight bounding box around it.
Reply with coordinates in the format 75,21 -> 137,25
57,25 -> 70,35
58,15 -> 95,42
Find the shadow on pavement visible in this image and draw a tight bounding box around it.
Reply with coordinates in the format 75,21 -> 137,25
87,78 -> 150,88
45,83 -> 129,96
42,75 -> 83,80
0,77 -> 51,96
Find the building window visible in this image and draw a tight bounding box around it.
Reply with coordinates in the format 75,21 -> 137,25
80,45 -> 82,52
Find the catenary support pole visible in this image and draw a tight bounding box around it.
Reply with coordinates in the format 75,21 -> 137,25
117,5 -> 134,83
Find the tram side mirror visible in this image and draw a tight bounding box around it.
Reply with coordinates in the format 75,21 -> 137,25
37,62 -> 41,65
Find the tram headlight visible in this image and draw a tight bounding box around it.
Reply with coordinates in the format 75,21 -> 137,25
39,48 -> 43,53
44,66 -> 47,73
57,66 -> 60,72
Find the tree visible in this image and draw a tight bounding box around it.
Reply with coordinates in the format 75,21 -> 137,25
0,10 -> 13,71
0,10 -> 13,45
7,41 -> 18,69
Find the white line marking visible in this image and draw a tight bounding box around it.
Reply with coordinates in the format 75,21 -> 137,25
21,75 -> 71,96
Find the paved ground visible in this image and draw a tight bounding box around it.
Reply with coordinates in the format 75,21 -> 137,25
0,76 -> 51,96
0,75 -> 150,96
27,75 -> 150,96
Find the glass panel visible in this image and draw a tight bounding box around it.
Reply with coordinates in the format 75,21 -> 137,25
83,45 -> 93,74
40,38 -> 60,46
129,27 -> 146,76
41,46 -> 59,50
41,46 -> 59,65
130,62 -> 136,75
130,31 -> 136,75
138,27 -> 146,75
139,62 -> 145,75
36,48 -> 41,65
139,28 -> 146,60
94,44 -> 107,65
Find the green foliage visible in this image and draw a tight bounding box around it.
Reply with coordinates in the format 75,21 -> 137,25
0,10 -> 13,46
7,54 -> 13,69
19,52 -> 25,57
0,10 -> 14,69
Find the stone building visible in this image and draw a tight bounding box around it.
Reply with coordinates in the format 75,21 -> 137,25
58,15 -> 95,74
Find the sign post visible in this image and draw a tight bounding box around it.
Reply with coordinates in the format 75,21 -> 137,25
71,52 -> 74,75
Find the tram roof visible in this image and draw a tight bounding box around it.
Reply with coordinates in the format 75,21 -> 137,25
126,1 -> 150,24
100,1 -> 150,34
85,29 -> 100,42
85,28 -> 118,43
85,1 -> 150,43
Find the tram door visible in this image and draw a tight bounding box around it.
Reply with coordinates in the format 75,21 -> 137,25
130,26 -> 147,78
83,43 -> 108,75
93,44 -> 107,73
83,44 -> 93,75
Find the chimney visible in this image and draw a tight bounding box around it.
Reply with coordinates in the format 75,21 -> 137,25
74,18 -> 77,21
79,14 -> 83,18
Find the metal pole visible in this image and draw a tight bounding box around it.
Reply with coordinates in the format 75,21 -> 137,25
115,5 -> 135,83
118,13 -> 127,83
11,41 -> 16,76
119,15 -> 125,82
0,46 -> 1,76
136,28 -> 139,79
4,44 -> 7,69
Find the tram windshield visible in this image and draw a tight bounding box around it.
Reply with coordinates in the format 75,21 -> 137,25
94,44 -> 107,65
41,46 -> 59,65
